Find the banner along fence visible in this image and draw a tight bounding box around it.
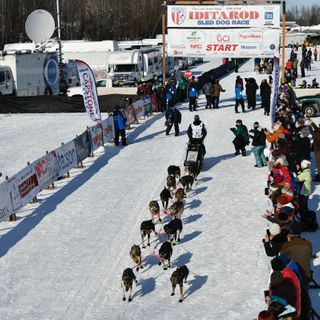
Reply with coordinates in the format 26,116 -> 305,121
0,96 -> 151,222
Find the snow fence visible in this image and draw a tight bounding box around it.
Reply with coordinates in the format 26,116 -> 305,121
0,97 -> 153,222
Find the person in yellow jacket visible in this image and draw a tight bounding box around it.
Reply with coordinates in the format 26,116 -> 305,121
295,160 -> 312,219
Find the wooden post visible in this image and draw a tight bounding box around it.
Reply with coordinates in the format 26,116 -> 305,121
46,151 -> 54,189
27,162 -> 38,203
5,176 -> 17,221
281,0 -> 286,83
87,126 -> 94,157
61,142 -> 71,177
162,1 -> 167,88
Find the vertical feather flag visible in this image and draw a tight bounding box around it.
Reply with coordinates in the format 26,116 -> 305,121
75,59 -> 101,122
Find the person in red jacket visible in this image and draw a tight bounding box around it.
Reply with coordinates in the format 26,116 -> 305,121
285,59 -> 293,71
270,260 -> 301,317
271,257 -> 312,320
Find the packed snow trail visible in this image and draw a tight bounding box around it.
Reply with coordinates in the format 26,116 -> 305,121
0,58 -> 319,319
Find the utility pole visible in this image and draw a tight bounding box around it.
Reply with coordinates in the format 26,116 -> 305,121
281,0 -> 286,83
162,1 -> 167,87
56,0 -> 63,65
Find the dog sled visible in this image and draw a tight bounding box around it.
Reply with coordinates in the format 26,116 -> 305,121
184,143 -> 204,168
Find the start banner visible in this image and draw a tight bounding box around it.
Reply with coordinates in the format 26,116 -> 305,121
167,28 -> 280,58
167,5 -> 280,28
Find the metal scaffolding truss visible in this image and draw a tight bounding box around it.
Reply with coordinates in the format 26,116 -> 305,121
166,0 -> 283,5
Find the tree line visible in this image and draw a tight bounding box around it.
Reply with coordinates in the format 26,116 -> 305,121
1,1 -> 319,50
0,0 -> 163,48
287,4 -> 320,28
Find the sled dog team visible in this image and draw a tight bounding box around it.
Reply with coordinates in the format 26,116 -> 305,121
121,163 -> 202,303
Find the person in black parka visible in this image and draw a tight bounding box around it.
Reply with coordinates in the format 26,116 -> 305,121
165,106 -> 182,136
260,79 -> 271,116
245,77 -> 259,110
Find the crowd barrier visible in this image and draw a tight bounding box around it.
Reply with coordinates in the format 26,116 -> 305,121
0,96 -> 152,222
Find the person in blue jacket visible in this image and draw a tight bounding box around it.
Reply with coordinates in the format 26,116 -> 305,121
235,83 -> 245,113
188,77 -> 198,112
113,105 -> 127,146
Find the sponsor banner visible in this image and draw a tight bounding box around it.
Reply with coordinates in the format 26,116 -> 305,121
132,100 -> 145,119
33,153 -> 57,189
88,124 -> 103,152
74,131 -> 92,163
6,164 -> 40,212
51,141 -> 77,177
124,105 -> 136,125
0,182 -> 13,222
270,57 -> 280,123
75,59 -> 101,122
168,5 -> 280,28
167,28 -> 280,58
101,116 -> 115,143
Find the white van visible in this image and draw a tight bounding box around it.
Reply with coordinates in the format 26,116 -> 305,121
108,48 -> 162,86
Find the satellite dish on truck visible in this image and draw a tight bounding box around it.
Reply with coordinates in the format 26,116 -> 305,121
25,10 -> 55,43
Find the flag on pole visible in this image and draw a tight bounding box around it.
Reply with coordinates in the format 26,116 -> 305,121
75,60 -> 101,122
270,57 -> 280,124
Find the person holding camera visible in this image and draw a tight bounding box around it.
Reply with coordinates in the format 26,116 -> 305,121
263,223 -> 289,257
249,121 -> 267,168
230,119 -> 249,156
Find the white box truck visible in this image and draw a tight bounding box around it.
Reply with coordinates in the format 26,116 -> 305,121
108,48 -> 162,86
0,51 -> 59,96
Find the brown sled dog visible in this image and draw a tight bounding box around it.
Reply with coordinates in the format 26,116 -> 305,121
167,200 -> 184,219
121,268 -> 137,302
149,200 -> 161,222
175,188 -> 185,202
129,244 -> 143,271
170,265 -> 189,302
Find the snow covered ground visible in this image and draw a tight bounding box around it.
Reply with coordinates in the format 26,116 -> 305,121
0,56 -> 319,320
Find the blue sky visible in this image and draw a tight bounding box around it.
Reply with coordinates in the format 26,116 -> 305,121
287,0 -> 317,8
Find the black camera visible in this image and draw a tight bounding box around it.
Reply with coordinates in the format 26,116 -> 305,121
266,229 -> 271,237
264,187 -> 269,196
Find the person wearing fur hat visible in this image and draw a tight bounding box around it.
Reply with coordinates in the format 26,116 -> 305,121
295,160 -> 312,220
263,223 -> 289,257
249,121 -> 267,168
230,119 -> 249,156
